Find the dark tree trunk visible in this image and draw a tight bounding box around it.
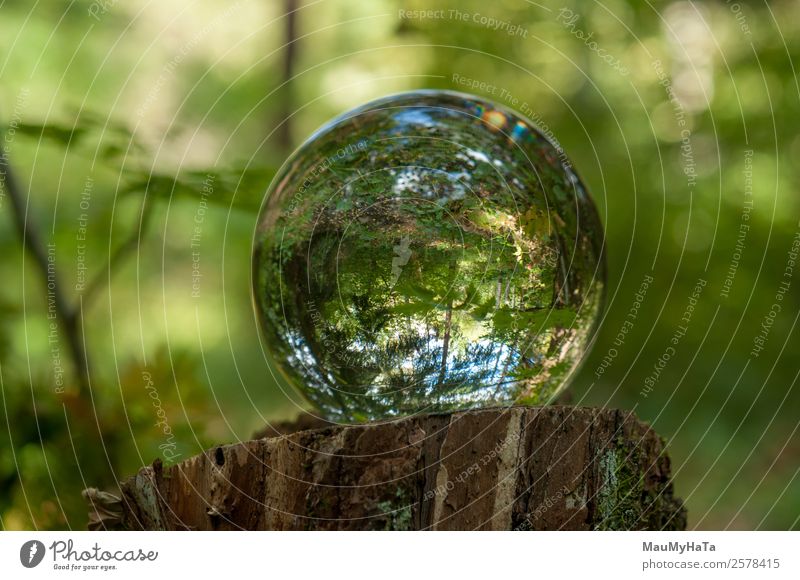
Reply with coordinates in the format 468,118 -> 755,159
84,406 -> 686,530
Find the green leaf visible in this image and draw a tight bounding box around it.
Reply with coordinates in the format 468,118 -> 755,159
124,166 -> 276,212
13,123 -> 88,146
492,307 -> 577,333
390,301 -> 436,317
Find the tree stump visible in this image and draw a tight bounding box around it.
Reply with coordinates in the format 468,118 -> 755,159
84,406 -> 686,530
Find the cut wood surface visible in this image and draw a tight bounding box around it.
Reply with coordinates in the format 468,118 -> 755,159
85,406 -> 686,530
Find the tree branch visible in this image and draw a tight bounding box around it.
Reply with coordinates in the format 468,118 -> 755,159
276,0 -> 298,153
80,193 -> 153,306
0,150 -> 90,392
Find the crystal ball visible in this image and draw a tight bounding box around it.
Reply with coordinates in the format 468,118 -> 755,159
253,90 -> 605,422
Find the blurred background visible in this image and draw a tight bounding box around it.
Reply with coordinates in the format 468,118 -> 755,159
0,0 -> 798,530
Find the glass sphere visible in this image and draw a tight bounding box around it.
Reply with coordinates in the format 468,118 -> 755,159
253,90 -> 605,422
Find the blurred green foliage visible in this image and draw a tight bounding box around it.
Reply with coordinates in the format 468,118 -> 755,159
0,0 -> 798,530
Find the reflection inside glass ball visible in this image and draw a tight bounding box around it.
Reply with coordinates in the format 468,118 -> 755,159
253,90 -> 605,422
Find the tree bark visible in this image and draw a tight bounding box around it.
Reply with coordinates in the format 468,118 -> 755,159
85,406 -> 686,530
